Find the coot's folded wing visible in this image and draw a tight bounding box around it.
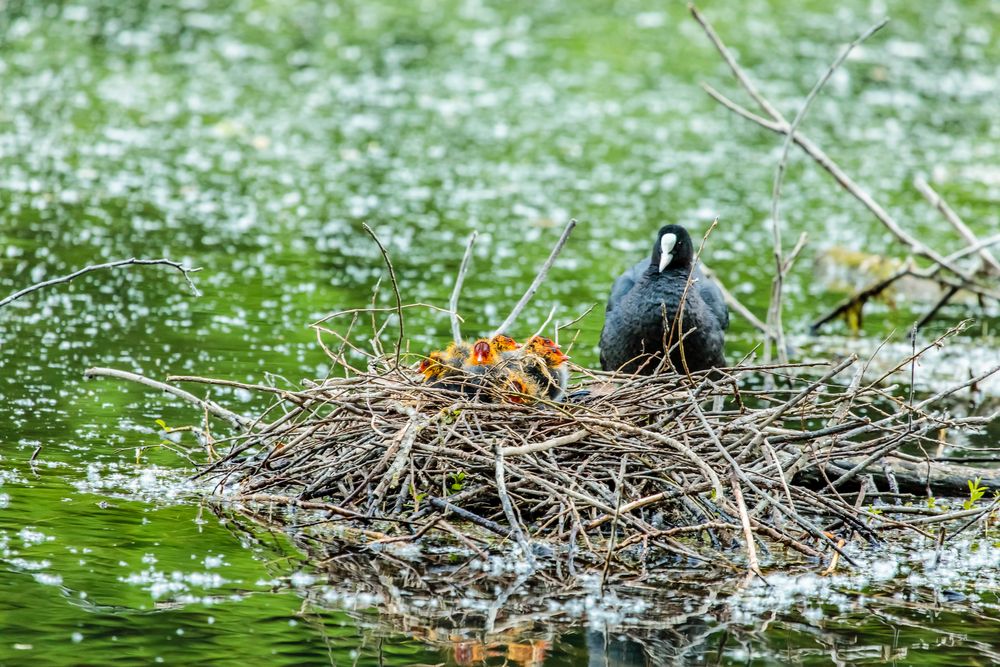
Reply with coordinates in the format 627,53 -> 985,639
606,259 -> 647,313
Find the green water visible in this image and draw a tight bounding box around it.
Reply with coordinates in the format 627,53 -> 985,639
1,0 -> 998,664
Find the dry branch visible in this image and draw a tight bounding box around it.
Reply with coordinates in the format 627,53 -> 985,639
0,257 -> 201,309
492,219 -> 577,337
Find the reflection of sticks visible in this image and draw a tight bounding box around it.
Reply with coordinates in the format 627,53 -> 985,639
767,18 -> 887,362
492,219 -> 577,337
362,224 -> 404,367
451,231 -> 478,343
0,257 -> 201,309
914,176 -> 1000,275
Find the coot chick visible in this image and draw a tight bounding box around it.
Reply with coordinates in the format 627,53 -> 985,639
599,224 -> 728,374
503,369 -> 542,404
521,336 -> 570,401
418,350 -> 447,382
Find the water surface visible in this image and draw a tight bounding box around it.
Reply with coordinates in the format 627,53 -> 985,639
1,0 -> 999,663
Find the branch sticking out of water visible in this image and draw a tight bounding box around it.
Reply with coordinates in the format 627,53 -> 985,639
84,367 -> 254,430
690,5 -> 984,287
0,257 -> 201,310
767,18 -> 888,364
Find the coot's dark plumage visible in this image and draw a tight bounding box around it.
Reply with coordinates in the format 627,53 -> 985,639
599,224 -> 728,374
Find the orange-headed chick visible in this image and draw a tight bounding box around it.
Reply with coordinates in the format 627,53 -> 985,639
490,333 -> 520,359
502,368 -> 541,404
463,339 -> 498,373
418,350 -> 447,383
442,340 -> 472,373
522,336 -> 570,401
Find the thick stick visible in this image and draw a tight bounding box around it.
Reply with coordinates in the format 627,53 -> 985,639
768,18 -> 888,361
1,257 -> 201,309
450,231 -> 478,343
501,429 -> 588,457
492,219 -> 577,337
84,367 -> 254,430
914,176 -> 1000,275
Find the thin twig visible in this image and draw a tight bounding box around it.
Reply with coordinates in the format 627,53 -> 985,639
362,224 -> 404,368
914,176 -> 1000,275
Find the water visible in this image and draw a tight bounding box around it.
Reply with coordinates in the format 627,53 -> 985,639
1,0 -> 998,663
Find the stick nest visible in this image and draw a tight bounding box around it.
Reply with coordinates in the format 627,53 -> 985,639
194,333 -> 995,575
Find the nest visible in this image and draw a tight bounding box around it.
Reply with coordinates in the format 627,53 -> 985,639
83,221 -> 998,586
173,320 -> 994,579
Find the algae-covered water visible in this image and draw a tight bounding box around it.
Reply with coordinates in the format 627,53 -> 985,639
1,0 -> 999,664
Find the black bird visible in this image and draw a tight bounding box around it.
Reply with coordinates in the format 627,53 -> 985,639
599,224 -> 729,374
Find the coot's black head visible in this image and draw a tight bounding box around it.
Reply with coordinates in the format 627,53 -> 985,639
649,224 -> 694,272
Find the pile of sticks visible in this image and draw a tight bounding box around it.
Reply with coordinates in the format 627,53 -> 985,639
78,10 -> 1000,584
89,319 -> 997,579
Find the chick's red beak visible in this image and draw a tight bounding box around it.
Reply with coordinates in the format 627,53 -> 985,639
472,341 -> 492,364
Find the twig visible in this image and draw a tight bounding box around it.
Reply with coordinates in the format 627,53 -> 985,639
492,218 -> 577,337
362,224 -> 404,368
688,4 -> 786,123
700,264 -> 768,334
529,304 -> 558,341
0,257 -> 201,309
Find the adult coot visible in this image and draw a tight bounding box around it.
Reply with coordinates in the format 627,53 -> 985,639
599,224 -> 729,374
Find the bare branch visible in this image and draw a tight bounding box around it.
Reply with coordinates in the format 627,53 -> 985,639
0,257 -> 201,310
492,219 -> 577,337
767,18 -> 888,363
450,231 -> 478,343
